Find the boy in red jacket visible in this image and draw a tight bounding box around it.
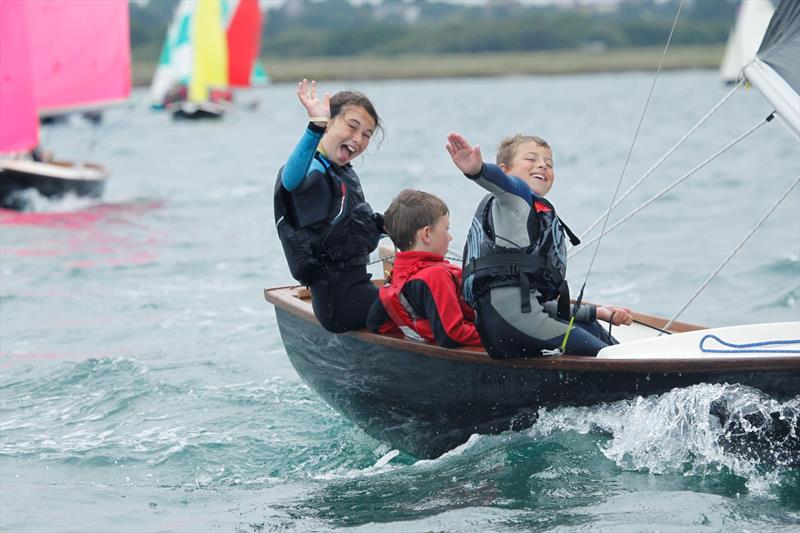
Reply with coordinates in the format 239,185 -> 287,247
367,189 -> 482,347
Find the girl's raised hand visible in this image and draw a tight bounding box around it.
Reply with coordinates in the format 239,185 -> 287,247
296,79 -> 330,122
446,132 -> 483,175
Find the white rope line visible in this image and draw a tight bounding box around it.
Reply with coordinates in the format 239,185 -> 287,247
579,78 -> 745,240
576,0 -> 685,291
662,176 -> 800,332
569,114 -> 771,259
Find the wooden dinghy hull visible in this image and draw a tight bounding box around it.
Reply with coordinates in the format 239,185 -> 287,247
0,159 -> 106,210
265,285 -> 800,459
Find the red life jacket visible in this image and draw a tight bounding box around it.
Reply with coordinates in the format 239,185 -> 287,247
378,251 -> 476,344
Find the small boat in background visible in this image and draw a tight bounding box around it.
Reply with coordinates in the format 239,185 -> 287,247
151,0 -> 265,119
719,0 -> 775,84
0,0 -> 131,210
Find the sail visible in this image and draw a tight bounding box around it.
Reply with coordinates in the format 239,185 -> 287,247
719,0 -> 775,83
24,0 -> 131,117
0,0 -> 38,153
150,0 -> 195,107
189,0 -> 229,103
744,0 -> 800,137
224,0 -> 263,88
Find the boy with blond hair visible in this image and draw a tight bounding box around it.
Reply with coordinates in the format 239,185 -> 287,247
367,189 -> 482,348
446,132 -> 631,357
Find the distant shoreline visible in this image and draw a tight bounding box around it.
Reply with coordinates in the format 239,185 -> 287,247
132,45 -> 724,87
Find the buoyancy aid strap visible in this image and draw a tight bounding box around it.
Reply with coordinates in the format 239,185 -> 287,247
462,253 -> 546,279
518,272 -> 531,313
556,215 -> 581,246
557,216 -> 581,246
556,279 -> 570,320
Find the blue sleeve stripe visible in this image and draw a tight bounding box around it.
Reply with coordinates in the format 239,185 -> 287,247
282,127 -> 324,191
481,163 -> 533,203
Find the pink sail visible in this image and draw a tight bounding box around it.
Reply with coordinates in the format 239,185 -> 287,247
25,0 -> 132,115
0,0 -> 38,153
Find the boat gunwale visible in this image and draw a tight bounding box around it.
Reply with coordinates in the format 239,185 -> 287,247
264,285 -> 800,373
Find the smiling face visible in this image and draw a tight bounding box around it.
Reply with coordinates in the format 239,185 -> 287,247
319,105 -> 376,166
499,141 -> 554,197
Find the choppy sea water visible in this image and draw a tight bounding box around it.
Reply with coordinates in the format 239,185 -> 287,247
1,71 -> 798,531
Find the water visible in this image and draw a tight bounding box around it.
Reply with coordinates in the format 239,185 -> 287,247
1,71 -> 799,531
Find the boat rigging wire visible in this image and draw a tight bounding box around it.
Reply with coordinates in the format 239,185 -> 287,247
578,78 -> 746,241
559,0 -> 685,352
662,172 -> 800,332
569,113 -> 774,258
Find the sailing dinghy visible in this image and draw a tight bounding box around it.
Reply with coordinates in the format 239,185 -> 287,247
150,0 -> 264,119
0,0 -> 131,211
264,1 -> 799,458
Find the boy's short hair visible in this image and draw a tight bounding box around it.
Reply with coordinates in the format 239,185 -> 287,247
384,189 -> 449,251
496,134 -> 551,166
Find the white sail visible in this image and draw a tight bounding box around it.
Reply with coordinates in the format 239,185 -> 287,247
149,0 -> 195,108
720,0 -> 775,83
743,0 -> 800,138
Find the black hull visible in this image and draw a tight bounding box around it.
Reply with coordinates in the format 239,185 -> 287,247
274,306 -> 800,458
0,166 -> 105,210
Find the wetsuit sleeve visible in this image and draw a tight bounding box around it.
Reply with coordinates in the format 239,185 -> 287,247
281,123 -> 326,191
366,295 -> 400,334
543,300 -> 596,322
404,273 -> 482,348
465,163 -> 534,204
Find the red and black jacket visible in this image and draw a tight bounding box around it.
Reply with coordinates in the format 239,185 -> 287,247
366,251 -> 482,348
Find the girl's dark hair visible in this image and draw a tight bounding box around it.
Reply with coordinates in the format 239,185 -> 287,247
330,90 -> 384,142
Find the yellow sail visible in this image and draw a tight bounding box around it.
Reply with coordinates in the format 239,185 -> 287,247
189,0 -> 228,103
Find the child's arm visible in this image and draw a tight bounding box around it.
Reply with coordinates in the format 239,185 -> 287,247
446,132 -> 533,202
404,270 -> 482,348
543,300 -> 596,322
281,124 -> 326,191
282,79 -> 331,191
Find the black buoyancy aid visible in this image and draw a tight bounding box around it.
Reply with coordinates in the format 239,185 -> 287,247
462,194 -> 580,317
274,154 -> 382,286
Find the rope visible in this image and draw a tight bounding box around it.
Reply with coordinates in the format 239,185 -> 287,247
699,334 -> 800,354
662,175 -> 800,332
579,78 -> 745,240
559,0 -> 684,354
570,114 -> 772,259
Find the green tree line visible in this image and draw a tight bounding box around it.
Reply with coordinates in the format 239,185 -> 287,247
131,0 -> 738,59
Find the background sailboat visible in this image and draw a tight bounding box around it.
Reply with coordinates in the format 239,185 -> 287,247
150,0 -> 265,118
0,0 -> 131,211
224,0 -> 267,88
719,0 -> 775,84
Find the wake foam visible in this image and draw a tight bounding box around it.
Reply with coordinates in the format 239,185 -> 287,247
528,383 -> 798,494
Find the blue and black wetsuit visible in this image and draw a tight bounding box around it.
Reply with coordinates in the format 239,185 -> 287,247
463,163 -> 616,357
274,123 -> 382,333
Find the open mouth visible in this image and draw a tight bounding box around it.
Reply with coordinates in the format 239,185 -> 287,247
338,143 -> 357,161
531,173 -> 546,182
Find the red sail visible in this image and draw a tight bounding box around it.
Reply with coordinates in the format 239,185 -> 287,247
226,0 -> 262,88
